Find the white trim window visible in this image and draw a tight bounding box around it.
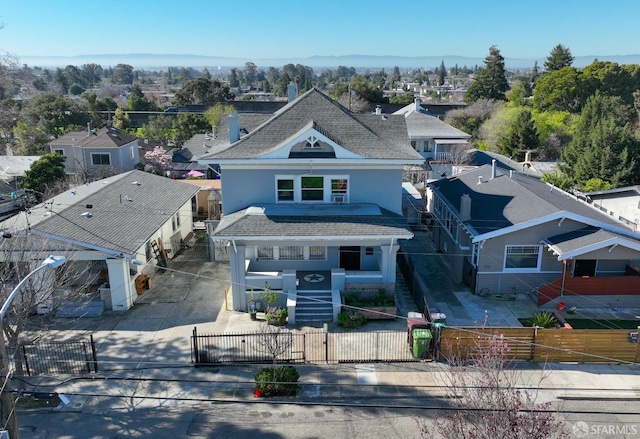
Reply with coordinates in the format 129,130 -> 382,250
53,148 -> 65,155
504,245 -> 541,271
276,175 -> 349,203
91,153 -> 111,166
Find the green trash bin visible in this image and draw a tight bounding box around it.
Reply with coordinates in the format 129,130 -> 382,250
412,328 -> 432,358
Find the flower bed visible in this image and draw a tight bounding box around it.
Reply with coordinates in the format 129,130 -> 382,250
343,283 -> 397,320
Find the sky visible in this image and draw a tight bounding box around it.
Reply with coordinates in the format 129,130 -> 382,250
2,0 -> 640,61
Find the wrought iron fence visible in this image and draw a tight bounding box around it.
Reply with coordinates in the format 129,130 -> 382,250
191,327 -> 417,365
17,335 -> 98,376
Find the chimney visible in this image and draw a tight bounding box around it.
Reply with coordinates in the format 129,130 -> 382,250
375,105 -> 382,115
460,193 -> 471,221
228,113 -> 240,143
509,170 -> 514,178
491,159 -> 497,179
415,97 -> 421,112
287,82 -> 298,102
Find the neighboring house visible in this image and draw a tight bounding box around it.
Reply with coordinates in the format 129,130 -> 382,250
428,162 -> 640,308
50,125 -> 140,177
393,98 -> 470,162
0,170 -> 198,312
198,88 -> 425,322
584,186 -> 640,231
178,178 -> 222,220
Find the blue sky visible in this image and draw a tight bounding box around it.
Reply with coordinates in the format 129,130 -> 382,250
2,0 -> 639,60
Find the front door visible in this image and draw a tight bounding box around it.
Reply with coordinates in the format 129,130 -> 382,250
339,246 -> 361,270
573,259 -> 597,277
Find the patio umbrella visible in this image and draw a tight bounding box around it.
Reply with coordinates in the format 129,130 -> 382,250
185,170 -> 205,178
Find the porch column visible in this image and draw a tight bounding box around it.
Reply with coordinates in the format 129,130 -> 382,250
229,243 -> 247,311
380,243 -> 400,283
106,258 -> 135,311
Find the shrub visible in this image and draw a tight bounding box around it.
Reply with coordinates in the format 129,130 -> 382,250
255,365 -> 300,397
338,309 -> 366,327
527,311 -> 557,328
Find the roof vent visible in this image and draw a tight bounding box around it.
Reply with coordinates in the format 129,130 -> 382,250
478,176 -> 483,185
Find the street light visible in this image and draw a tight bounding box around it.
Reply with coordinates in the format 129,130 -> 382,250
0,255 -> 66,439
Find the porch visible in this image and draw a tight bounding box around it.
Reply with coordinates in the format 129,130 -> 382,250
244,267 -> 387,324
538,270 -> 640,306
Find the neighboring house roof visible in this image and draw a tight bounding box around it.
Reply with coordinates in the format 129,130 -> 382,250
181,114 -> 272,159
584,185 -> 640,198
200,88 -> 423,161
178,179 -> 221,191
429,165 -> 636,242
461,149 -> 541,178
0,156 -> 41,181
0,170 -> 198,258
394,101 -> 471,140
541,226 -> 640,260
51,126 -> 138,148
212,203 -> 412,240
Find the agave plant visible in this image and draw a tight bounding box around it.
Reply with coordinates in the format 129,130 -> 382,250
527,311 -> 557,328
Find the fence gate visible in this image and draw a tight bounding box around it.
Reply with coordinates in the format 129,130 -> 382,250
18,335 -> 98,376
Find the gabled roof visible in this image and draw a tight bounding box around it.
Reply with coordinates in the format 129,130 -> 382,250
0,170 -> 198,258
393,101 -> 470,140
51,127 -> 138,148
542,226 -> 640,260
212,203 -> 413,241
429,165 -> 635,240
199,88 -> 423,162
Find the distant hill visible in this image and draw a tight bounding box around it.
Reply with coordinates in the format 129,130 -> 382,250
18,53 -> 640,70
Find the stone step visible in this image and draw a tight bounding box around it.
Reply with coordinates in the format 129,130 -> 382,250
56,299 -> 105,318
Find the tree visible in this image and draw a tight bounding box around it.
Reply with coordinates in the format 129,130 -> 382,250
141,115 -> 174,148
438,60 -> 446,86
22,153 -> 67,198
498,107 -> 539,160
112,107 -> 130,130
144,146 -> 172,171
416,331 -> 567,438
22,93 -> 88,138
172,113 -> 209,146
112,64 -> 134,84
173,77 -> 233,106
533,67 -> 585,113
544,44 -> 574,72
465,46 -> 509,103
244,62 -> 258,88
561,93 -> 639,188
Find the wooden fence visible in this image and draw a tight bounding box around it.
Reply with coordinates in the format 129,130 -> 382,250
440,327 -> 640,364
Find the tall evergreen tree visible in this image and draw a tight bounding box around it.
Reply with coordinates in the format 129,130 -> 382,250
561,93 -> 639,188
438,60 -> 446,86
464,46 -> 509,103
544,44 -> 574,72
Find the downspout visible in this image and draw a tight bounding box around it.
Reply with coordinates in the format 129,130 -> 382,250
231,239 -> 237,253
560,259 -> 568,299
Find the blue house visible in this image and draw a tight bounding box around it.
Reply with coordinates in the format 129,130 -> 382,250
198,88 -> 425,322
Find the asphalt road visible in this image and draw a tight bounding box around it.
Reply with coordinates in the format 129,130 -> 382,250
18,397 -> 640,438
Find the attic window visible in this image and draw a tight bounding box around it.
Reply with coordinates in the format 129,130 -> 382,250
305,135 -> 321,148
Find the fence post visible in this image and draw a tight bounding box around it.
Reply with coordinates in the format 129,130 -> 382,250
531,326 -> 538,362
90,334 -> 98,373
192,327 -> 199,364
324,329 -> 329,364
21,345 -> 31,376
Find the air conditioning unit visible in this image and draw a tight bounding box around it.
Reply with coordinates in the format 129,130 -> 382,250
332,194 -> 346,204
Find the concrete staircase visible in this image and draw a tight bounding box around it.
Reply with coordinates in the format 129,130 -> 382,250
295,290 -> 334,323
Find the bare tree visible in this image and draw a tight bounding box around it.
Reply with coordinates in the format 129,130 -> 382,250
0,236 -> 99,374
255,323 -> 293,370
416,331 -> 568,439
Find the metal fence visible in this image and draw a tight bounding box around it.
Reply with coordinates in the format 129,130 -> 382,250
191,327 -> 417,365
16,335 -> 98,376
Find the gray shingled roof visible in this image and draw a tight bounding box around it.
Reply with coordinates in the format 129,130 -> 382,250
393,102 -> 471,139
212,203 -> 413,240
51,127 -> 138,148
429,165 -> 626,237
542,226 -> 617,254
30,170 -> 199,257
200,89 -> 423,161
